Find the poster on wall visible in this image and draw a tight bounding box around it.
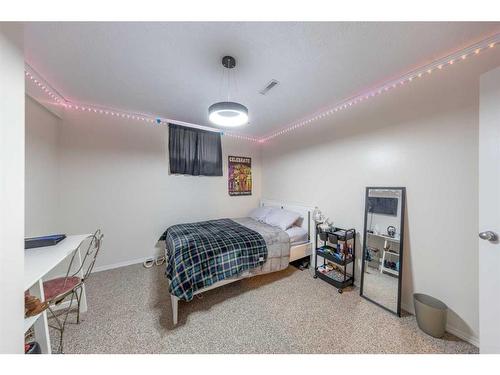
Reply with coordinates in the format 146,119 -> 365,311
228,156 -> 252,196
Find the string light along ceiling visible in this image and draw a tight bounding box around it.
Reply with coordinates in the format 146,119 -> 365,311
25,67 -> 259,142
25,33 -> 499,144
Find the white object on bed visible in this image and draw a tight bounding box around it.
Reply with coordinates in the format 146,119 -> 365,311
261,200 -> 311,236
248,206 -> 273,222
264,208 -> 301,230
286,225 -> 309,245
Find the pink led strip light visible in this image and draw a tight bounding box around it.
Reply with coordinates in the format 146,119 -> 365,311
259,33 -> 500,143
25,69 -> 65,105
25,32 -> 499,144
24,66 -> 260,142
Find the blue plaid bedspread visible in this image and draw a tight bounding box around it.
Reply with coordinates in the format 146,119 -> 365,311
160,219 -> 268,301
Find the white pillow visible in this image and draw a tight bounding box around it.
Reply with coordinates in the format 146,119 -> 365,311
264,208 -> 301,231
286,226 -> 308,244
249,206 -> 273,222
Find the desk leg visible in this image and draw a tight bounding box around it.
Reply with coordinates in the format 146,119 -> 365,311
30,279 -> 51,354
76,248 -> 88,313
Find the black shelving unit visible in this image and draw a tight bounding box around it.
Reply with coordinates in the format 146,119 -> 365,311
313,224 -> 356,293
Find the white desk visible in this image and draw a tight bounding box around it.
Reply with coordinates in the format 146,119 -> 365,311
24,234 -> 91,354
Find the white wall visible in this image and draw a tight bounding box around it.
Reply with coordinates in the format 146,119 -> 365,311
25,95 -> 61,237
262,49 -> 500,345
55,110 -> 262,270
0,23 -> 24,354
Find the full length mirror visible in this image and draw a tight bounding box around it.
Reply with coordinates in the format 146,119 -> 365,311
360,187 -> 406,316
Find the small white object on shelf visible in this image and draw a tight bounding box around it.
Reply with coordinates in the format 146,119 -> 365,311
312,206 -> 323,223
318,217 -> 333,232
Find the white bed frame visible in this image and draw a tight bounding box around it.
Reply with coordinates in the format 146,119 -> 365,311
169,200 -> 314,325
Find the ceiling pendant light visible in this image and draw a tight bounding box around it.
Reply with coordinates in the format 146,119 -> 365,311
208,56 -> 249,127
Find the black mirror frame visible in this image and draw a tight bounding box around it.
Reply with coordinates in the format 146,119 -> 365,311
360,186 -> 406,317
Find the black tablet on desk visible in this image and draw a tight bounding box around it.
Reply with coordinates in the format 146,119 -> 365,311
25,234 -> 66,249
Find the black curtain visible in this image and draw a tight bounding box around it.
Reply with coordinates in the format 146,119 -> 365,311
168,123 -> 223,176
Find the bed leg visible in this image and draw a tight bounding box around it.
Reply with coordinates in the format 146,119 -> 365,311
171,294 -> 178,325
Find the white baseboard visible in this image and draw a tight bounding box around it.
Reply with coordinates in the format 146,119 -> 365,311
92,255 -> 157,273
445,325 -> 480,348
47,255 -> 156,281
401,302 -> 479,348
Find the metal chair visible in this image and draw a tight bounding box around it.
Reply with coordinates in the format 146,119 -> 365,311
45,229 -> 103,353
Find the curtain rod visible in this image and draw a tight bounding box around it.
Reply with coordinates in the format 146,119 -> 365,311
163,118 -> 221,133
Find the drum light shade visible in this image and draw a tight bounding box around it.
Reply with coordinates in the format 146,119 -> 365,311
208,101 -> 249,127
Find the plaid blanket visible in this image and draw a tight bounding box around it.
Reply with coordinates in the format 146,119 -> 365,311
161,219 -> 268,301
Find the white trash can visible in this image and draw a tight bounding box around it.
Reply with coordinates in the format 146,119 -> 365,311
413,293 -> 447,338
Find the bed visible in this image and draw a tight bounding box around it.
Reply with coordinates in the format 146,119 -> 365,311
160,200 -> 314,325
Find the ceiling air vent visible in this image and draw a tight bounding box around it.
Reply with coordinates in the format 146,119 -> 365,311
259,79 -> 279,95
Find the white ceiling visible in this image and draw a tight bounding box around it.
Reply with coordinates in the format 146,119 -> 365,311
25,22 -> 500,137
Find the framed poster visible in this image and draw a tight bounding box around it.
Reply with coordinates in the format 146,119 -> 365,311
228,156 -> 252,196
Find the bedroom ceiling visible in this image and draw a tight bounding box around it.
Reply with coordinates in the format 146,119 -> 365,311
24,22 -> 500,137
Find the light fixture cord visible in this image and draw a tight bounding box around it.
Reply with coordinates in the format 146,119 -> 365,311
218,63 -> 224,102
227,64 -> 231,101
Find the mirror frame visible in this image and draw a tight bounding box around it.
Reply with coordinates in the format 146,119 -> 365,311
360,186 -> 406,317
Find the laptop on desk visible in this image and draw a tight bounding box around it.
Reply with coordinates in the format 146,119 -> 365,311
25,234 -> 66,250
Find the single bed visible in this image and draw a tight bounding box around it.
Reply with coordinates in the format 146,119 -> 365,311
161,200 -> 314,324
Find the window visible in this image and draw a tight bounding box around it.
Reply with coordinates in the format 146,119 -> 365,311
168,123 -> 223,176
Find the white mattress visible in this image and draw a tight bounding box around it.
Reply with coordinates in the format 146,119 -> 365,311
286,225 -> 309,245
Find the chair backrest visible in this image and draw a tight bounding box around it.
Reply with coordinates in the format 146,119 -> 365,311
64,229 -> 104,283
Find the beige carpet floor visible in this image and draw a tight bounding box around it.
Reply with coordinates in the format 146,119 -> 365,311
49,264 -> 478,354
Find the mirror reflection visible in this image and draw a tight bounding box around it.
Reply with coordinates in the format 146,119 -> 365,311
361,187 -> 405,316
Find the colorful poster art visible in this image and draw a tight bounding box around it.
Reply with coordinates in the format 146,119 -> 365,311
228,156 -> 252,196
